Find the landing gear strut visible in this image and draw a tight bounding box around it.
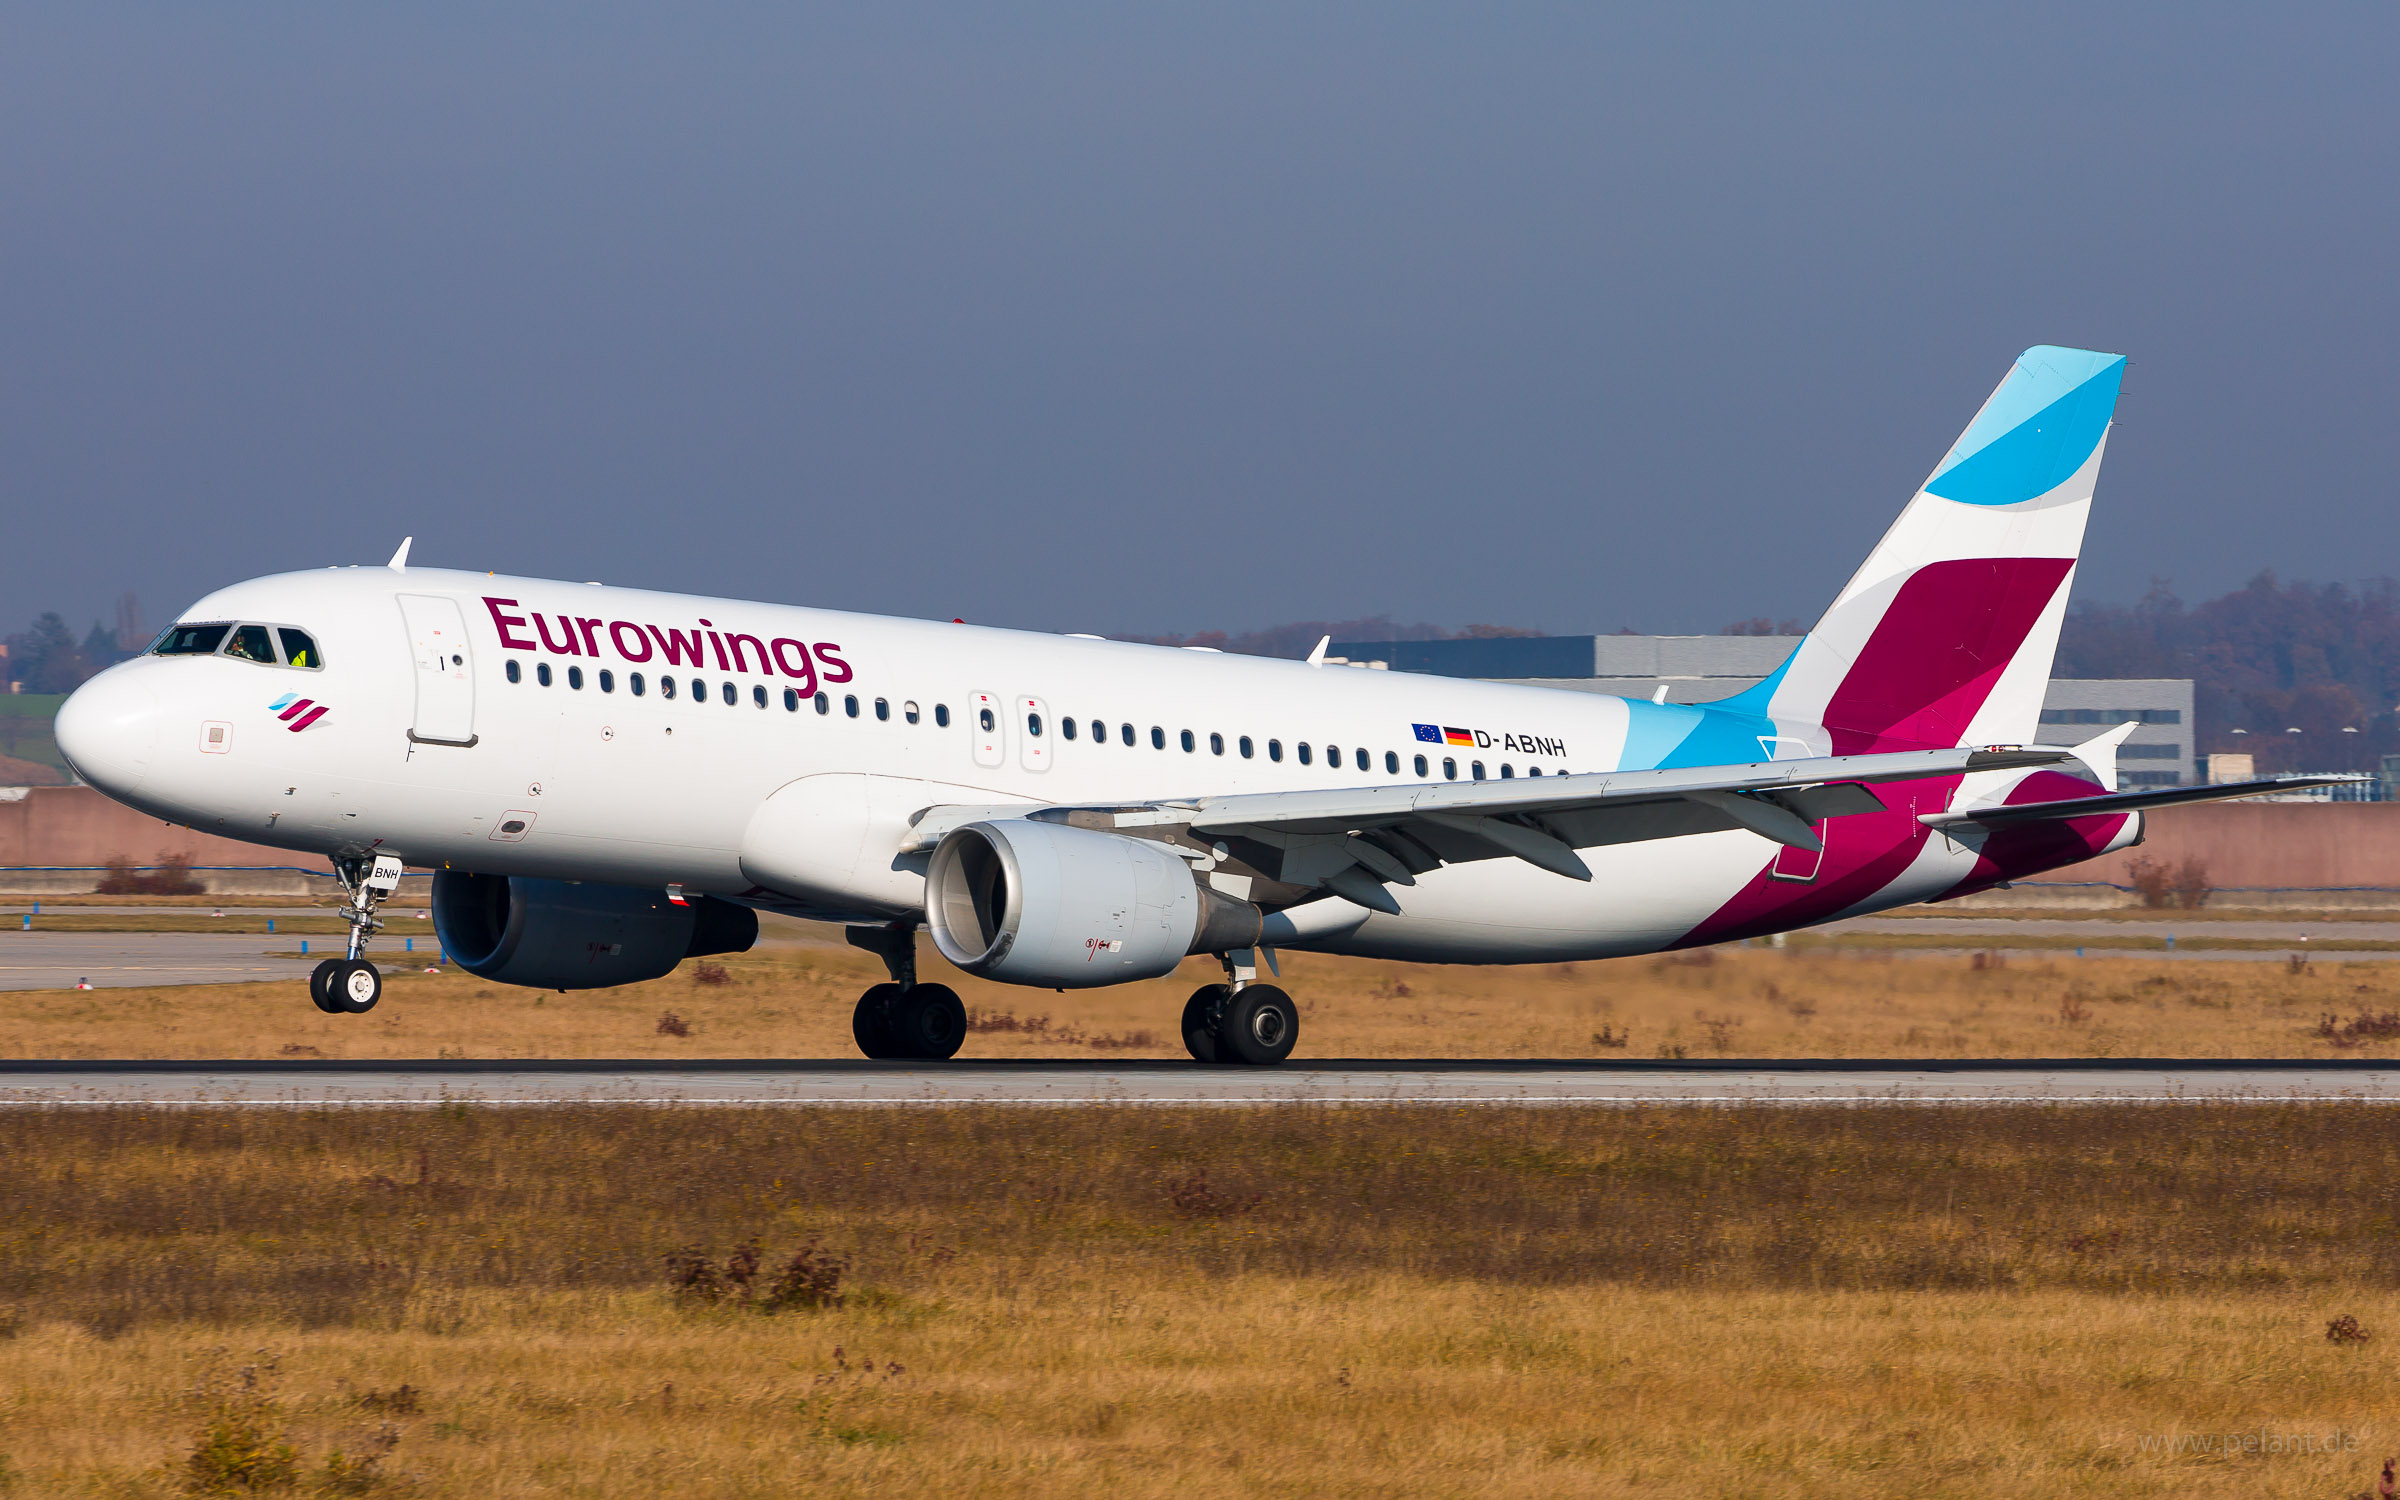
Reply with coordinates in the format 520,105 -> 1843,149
310,854 -> 401,1015
1183,948 -> 1298,1067
845,923 -> 965,1061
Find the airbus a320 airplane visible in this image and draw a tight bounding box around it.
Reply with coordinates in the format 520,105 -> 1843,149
55,346 -> 2344,1064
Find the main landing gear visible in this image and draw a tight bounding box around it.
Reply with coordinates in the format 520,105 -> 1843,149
309,854 -> 403,1016
1182,948 -> 1298,1067
845,923 -> 965,1061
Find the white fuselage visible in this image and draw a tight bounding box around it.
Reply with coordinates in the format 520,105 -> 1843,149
55,565 -> 2005,968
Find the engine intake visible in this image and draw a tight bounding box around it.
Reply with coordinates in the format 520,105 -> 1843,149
431,871 -> 757,991
925,819 -> 1262,988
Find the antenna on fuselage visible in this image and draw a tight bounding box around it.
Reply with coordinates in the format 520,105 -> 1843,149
387,537 -> 413,571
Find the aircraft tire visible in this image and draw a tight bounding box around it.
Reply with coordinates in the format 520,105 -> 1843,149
1181,984 -> 1229,1063
1217,984 -> 1298,1067
308,960 -> 345,1014
331,959 -> 382,1014
853,984 -> 905,1059
888,983 -> 966,1061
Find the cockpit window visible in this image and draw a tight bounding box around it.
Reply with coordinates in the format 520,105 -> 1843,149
222,625 -> 277,664
153,623 -> 231,656
277,628 -> 322,669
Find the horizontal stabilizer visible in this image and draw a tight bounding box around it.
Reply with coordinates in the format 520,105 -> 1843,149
1919,775 -> 2366,829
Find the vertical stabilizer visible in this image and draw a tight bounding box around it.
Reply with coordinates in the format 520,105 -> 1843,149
1721,346 -> 2125,750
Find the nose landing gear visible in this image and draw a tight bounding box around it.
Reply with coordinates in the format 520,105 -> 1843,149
1183,948 -> 1298,1066
308,854 -> 403,1015
846,923 -> 965,1061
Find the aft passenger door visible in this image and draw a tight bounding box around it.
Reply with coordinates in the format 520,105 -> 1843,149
398,594 -> 478,747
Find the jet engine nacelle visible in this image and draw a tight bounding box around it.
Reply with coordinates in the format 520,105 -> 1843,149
925,819 -> 1262,988
431,871 -> 758,991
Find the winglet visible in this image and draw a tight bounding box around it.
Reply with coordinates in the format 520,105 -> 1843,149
1306,636 -> 1330,668
2071,721 -> 2140,793
387,537 -> 414,571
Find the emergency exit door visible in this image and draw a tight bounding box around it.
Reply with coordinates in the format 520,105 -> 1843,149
399,594 -> 478,747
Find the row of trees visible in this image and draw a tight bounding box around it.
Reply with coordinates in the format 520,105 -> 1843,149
3,595 -> 145,696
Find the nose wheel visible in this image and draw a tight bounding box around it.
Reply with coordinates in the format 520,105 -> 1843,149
306,853 -> 402,1017
310,958 -> 384,1014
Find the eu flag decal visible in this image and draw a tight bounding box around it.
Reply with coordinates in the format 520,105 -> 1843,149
1412,723 -> 1441,743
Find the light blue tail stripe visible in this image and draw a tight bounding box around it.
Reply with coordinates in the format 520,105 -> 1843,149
1924,345 -> 2124,508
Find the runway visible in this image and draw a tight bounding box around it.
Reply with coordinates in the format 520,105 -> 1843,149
0,932 -> 361,990
6,1059 -> 2399,1107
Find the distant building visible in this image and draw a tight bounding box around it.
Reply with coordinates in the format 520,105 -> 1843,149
1325,635 -> 2196,785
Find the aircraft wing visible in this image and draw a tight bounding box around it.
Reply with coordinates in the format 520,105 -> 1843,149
907,745 -> 2071,915
1918,774 -> 2367,828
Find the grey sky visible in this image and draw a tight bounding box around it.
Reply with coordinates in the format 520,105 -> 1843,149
4,5 -> 2394,643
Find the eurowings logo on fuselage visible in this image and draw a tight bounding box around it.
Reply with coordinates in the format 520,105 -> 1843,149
267,693 -> 329,732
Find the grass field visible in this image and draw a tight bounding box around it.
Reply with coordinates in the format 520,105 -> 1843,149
7,939 -> 2400,1060
2,1103 -> 2398,1497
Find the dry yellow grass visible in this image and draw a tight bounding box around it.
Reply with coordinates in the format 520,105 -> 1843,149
5,1285 -> 2396,1497
5,939 -> 2399,1059
6,1103 -> 2400,1497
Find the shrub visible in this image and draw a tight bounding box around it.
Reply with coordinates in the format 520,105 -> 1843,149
666,1239 -> 847,1312
2172,858 -> 2214,910
691,961 -> 730,986
1167,1169 -> 1262,1219
655,1012 -> 691,1038
2327,1314 -> 2371,1344
2125,857 -> 2175,909
180,1354 -> 297,1496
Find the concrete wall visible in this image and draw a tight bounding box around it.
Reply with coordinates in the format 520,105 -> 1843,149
2055,801 -> 2400,893
0,786 -> 328,875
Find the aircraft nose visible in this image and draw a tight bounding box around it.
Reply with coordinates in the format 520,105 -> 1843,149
54,666 -> 159,797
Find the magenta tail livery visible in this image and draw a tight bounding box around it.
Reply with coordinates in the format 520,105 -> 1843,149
54,348 -> 2352,1061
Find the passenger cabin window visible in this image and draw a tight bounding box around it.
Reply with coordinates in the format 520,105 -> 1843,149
1385,751 -> 1399,774
753,685 -> 768,708
599,670 -> 615,693
631,672 -> 646,696
506,660 -> 522,684
784,688 -> 801,711
1297,742 -> 1312,765
1120,723 -> 1135,747
1062,717 -> 1078,740
1500,763 -> 1514,778
154,623 -> 231,656
934,703 -> 949,727
1326,744 -> 1341,769
1151,726 -> 1166,749
721,682 -> 737,707
661,676 -> 677,700
276,628 -> 322,668
223,625 -> 276,664
1414,754 -> 1429,777
816,693 -> 830,714
1180,730 -> 1195,752
876,697 -> 890,721
1472,760 -> 1486,779
1268,739 -> 1283,762
1209,732 -> 1224,755
845,694 -> 859,718
1028,712 -> 1045,737
567,666 -> 584,690
1356,748 -> 1370,772
1239,736 -> 1254,759
979,706 -> 997,732
1443,758 -> 1457,779
537,663 -> 554,687
905,701 -> 921,725
689,677 -> 704,700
